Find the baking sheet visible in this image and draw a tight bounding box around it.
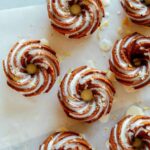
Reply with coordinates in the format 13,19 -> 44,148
0,2 -> 149,150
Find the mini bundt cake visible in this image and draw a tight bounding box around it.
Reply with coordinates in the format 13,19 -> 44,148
109,32 -> 150,89
3,40 -> 60,97
39,131 -> 92,150
120,0 -> 150,26
58,66 -> 115,123
47,0 -> 104,38
109,115 -> 150,150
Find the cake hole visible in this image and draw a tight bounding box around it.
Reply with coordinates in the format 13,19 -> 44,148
132,138 -> 143,149
81,89 -> 94,102
26,64 -> 38,75
131,54 -> 146,67
140,0 -> 150,6
132,58 -> 142,67
70,4 -> 81,16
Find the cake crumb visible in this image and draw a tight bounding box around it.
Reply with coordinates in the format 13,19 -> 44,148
105,140 -> 110,149
126,105 -> 144,116
67,68 -> 72,74
58,51 -> 71,57
87,60 -> 96,68
106,70 -> 116,81
111,115 -> 117,121
40,39 -> 50,46
58,55 -> 64,63
143,106 -> 150,111
104,127 -> 109,132
56,127 -> 68,132
102,0 -> 110,7
99,114 -> 110,123
99,39 -> 112,52
100,20 -> 109,30
57,77 -> 62,84
125,29 -> 133,35
117,27 -> 123,35
122,17 -> 130,26
57,51 -> 71,62
123,86 -> 136,93
105,12 -> 110,18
